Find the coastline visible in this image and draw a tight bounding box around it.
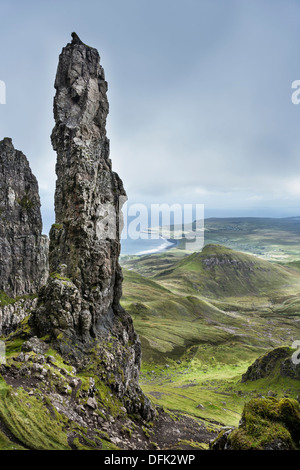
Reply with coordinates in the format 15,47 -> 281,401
164,237 -> 181,251
135,236 -> 180,256
120,236 -> 181,257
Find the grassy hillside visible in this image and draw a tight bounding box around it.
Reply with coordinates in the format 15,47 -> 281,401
122,245 -> 300,364
154,244 -> 300,298
122,268 -> 260,364
121,243 -> 300,428
151,216 -> 300,263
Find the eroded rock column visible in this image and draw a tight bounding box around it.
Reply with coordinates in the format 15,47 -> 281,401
30,34 -> 152,418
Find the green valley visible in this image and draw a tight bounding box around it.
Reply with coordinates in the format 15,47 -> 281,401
120,221 -> 300,441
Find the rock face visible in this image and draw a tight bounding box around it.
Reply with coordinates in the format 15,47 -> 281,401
241,347 -> 300,382
0,297 -> 38,336
30,33 -> 152,418
0,138 -> 48,298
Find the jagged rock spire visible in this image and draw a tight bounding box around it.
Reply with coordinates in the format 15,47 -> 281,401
30,34 -> 152,419
0,138 -> 48,297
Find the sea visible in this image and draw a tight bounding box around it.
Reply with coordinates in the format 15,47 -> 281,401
120,235 -> 177,256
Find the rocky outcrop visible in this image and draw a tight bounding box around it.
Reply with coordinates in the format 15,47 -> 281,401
30,33 -> 153,419
0,138 -> 48,298
241,347 -> 300,382
0,297 -> 37,336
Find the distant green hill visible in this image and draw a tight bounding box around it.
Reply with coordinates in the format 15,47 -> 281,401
154,244 -> 300,298
122,269 -> 232,362
121,244 -> 300,427
121,245 -> 300,364
197,216 -> 300,263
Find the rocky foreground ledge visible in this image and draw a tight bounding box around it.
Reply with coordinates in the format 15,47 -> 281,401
0,334 -> 217,450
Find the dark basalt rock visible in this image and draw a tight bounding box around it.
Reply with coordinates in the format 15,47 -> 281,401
0,137 -> 48,298
241,347 -> 300,382
29,34 -> 153,419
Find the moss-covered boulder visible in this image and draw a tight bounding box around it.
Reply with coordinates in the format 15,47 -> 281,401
210,397 -> 300,450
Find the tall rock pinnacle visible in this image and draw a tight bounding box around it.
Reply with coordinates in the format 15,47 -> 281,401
49,31 -> 126,316
30,34 -> 152,418
0,138 -> 48,297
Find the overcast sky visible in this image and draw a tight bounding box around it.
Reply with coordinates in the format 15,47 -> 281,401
1,0 -> 300,234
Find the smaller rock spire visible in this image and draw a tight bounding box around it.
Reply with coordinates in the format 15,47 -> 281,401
0,138 -> 49,297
